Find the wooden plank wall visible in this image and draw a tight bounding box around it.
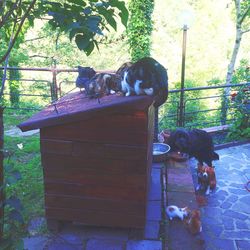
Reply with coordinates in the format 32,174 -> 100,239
40,108 -> 154,228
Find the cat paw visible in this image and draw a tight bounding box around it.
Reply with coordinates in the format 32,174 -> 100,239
144,88 -> 154,96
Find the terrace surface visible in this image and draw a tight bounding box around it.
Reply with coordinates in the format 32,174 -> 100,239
23,142 -> 250,250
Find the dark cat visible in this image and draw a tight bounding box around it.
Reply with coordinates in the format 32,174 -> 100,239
76,66 -> 96,92
120,57 -> 168,107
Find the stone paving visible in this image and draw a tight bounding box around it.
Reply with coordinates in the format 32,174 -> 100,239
23,143 -> 250,250
23,162 -> 165,250
164,157 -> 203,250
190,143 -> 250,250
5,126 -> 39,137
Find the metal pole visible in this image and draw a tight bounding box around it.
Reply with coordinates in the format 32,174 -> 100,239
179,24 -> 188,127
51,66 -> 58,102
0,107 -> 4,239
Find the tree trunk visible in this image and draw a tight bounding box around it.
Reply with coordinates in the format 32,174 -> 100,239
221,25 -> 242,124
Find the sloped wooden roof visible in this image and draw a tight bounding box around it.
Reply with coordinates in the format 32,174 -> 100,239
18,91 -> 154,132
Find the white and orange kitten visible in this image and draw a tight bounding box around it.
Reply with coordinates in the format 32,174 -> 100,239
166,205 -> 190,220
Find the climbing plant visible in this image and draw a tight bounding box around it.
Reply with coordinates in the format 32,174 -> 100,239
127,0 -> 154,62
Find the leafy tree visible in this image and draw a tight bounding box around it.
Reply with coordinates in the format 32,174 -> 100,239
231,58 -> 250,83
0,0 -> 128,64
127,0 -> 154,62
0,20 -> 29,106
0,0 -> 128,243
221,0 -> 250,123
226,0 -> 250,85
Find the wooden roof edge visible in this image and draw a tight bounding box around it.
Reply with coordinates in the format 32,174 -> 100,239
18,95 -> 154,132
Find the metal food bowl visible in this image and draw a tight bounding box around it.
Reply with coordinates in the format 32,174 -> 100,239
153,143 -> 171,162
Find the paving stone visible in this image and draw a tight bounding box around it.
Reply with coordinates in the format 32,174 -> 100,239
216,194 -> 227,202
167,191 -> 197,210
168,144 -> 250,248
23,236 -> 48,250
226,176 -> 246,185
223,210 -> 248,220
27,217 -> 46,236
206,197 -> 221,208
128,229 -> 144,240
208,238 -> 236,250
59,224 -> 89,241
215,190 -> 228,197
126,240 -> 162,250
202,216 -> 221,226
230,183 -> 246,189
203,207 -> 223,218
58,231 -> 83,245
235,220 -> 250,230
5,127 -> 39,137
167,182 -> 194,193
217,180 -> 227,186
222,230 -> 250,239
220,201 -> 232,209
222,217 -> 235,230
206,224 -> 223,237
168,218 -> 205,250
236,240 -> 250,250
83,226 -> 129,240
86,239 -> 124,250
146,201 -> 161,221
226,195 -> 238,203
148,168 -> 161,201
239,195 -> 250,205
231,201 -> 250,215
244,169 -> 250,179
152,162 -> 165,169
144,220 -> 160,240
47,241 -> 82,250
167,168 -> 193,185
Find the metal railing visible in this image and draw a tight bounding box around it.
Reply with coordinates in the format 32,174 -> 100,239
159,82 -> 250,130
1,66 -> 249,131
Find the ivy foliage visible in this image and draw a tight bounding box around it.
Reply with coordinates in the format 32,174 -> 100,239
127,0 -> 154,62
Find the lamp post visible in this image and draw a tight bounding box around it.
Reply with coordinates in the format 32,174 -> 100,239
179,24 -> 188,127
178,9 -> 194,127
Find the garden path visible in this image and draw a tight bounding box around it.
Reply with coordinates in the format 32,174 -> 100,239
22,143 -> 250,250
5,126 -> 39,137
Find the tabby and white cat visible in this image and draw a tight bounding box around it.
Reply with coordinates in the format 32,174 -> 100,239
119,57 -> 168,107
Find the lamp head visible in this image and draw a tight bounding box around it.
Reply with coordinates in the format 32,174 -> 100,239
178,9 -> 195,29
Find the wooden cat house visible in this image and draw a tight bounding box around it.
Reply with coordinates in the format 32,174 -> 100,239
18,92 -> 155,230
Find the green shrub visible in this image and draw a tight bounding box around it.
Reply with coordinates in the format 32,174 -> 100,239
227,85 -> 250,140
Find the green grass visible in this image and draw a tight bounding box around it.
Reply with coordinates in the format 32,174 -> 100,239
3,134 -> 45,242
4,111 -> 34,130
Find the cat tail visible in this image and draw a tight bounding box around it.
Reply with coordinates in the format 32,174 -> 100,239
212,152 -> 219,160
